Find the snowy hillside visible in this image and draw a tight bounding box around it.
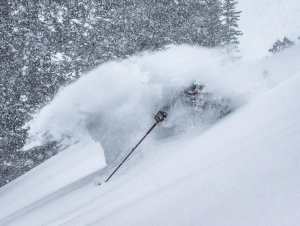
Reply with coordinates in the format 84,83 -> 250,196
0,43 -> 300,225
1,0 -> 300,224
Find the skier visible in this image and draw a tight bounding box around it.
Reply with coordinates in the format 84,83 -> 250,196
184,82 -> 205,96
103,81 -> 230,184
156,81 -> 207,120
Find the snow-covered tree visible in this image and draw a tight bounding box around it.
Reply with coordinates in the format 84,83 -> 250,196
201,0 -> 224,47
221,0 -> 243,48
268,37 -> 295,54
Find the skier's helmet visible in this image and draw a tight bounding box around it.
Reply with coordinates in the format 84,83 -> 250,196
185,81 -> 205,95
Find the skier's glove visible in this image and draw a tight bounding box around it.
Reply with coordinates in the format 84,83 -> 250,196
154,110 -> 168,123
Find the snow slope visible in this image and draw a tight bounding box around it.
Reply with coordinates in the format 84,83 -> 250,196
0,43 -> 300,225
1,0 -> 300,224
0,50 -> 300,226
0,137 -> 105,222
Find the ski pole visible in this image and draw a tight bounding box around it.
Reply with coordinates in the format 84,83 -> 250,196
104,110 -> 167,183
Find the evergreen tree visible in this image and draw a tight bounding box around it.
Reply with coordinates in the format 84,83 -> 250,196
222,0 -> 243,48
202,0 -> 223,47
268,37 -> 295,54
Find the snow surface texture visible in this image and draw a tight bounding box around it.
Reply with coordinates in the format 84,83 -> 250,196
0,136 -> 105,221
0,43 -> 300,226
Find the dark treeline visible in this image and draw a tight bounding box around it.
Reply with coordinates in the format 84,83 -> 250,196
0,0 -> 242,186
